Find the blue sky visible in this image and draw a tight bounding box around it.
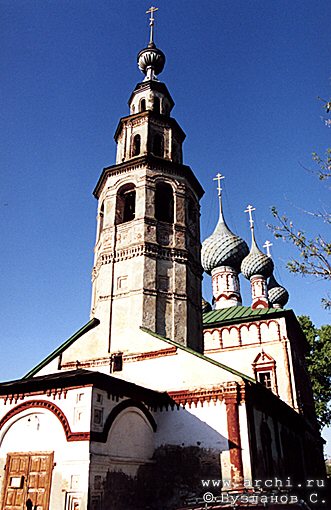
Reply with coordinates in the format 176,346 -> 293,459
1,0 -> 330,441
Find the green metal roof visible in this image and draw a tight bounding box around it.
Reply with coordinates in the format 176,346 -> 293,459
140,326 -> 255,383
23,318 -> 100,379
203,305 -> 287,327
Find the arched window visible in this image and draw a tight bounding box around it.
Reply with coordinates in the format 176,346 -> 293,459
153,134 -> 164,157
155,182 -> 174,223
153,97 -> 160,114
140,98 -> 146,112
116,184 -> 136,224
132,134 -> 141,156
98,202 -> 104,239
163,100 -> 168,116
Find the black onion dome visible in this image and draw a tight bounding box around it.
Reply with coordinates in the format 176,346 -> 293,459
137,42 -> 165,78
202,298 -> 212,313
201,200 -> 249,274
241,236 -> 274,279
268,274 -> 289,307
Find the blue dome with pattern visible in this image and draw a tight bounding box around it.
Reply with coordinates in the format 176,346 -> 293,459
201,199 -> 249,274
268,274 -> 289,307
241,236 -> 274,279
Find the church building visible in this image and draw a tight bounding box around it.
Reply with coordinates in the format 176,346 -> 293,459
0,9 -> 326,510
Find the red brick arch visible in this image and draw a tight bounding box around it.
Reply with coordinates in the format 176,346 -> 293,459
0,400 -> 89,442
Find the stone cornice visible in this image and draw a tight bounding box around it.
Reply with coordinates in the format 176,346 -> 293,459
93,155 -> 204,200
168,382 -> 246,408
114,110 -> 185,142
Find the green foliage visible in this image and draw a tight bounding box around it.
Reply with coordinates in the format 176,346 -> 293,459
298,315 -> 331,428
268,97 -> 331,309
269,206 -> 331,309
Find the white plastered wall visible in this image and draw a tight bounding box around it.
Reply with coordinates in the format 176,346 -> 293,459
0,388 -> 92,510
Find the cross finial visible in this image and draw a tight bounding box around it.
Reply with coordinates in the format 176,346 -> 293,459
146,6 -> 158,44
263,240 -> 273,257
213,172 -> 225,197
244,204 -> 256,229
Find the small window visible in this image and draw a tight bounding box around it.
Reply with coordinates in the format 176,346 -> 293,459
154,96 -> 160,114
155,182 -> 174,223
258,371 -> 272,389
115,184 -> 136,224
113,353 -> 123,372
94,475 -> 102,490
153,134 -> 164,157
96,393 -> 103,404
98,203 -> 104,239
94,408 -> 103,425
132,134 -> 141,156
140,98 -> 146,112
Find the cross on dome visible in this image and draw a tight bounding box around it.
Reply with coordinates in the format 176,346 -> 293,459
263,240 -> 273,257
146,6 -> 159,44
244,204 -> 256,229
213,172 -> 225,197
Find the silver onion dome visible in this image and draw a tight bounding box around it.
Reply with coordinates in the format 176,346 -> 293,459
268,274 -> 289,308
201,198 -> 249,274
137,42 -> 165,80
241,235 -> 274,279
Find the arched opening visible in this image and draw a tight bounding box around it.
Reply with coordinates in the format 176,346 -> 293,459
153,96 -> 160,114
140,98 -> 146,112
155,182 -> 174,223
132,134 -> 141,156
153,134 -> 164,157
98,202 -> 104,239
116,184 -> 136,224
163,100 -> 168,116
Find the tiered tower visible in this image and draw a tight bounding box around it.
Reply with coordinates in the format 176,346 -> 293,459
90,9 -> 204,354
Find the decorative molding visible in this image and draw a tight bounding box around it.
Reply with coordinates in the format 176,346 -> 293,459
97,243 -> 189,265
60,347 -> 177,371
0,400 -> 90,442
168,383 -> 245,408
124,346 -> 177,363
204,318 -> 281,352
61,357 -> 112,370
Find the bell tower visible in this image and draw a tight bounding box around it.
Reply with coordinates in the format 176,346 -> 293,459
90,9 -> 204,355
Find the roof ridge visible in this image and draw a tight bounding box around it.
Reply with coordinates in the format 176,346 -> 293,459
139,326 -> 255,383
23,318 -> 100,379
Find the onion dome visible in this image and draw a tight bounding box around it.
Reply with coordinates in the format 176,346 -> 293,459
202,298 -> 212,313
241,235 -> 274,279
268,274 -> 289,308
138,42 -> 165,80
201,195 -> 249,274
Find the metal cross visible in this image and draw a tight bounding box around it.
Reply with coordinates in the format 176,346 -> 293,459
213,172 -> 225,197
244,204 -> 256,228
263,240 -> 273,257
146,6 -> 158,43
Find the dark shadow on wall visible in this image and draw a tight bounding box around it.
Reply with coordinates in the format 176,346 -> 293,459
99,445 -> 220,510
